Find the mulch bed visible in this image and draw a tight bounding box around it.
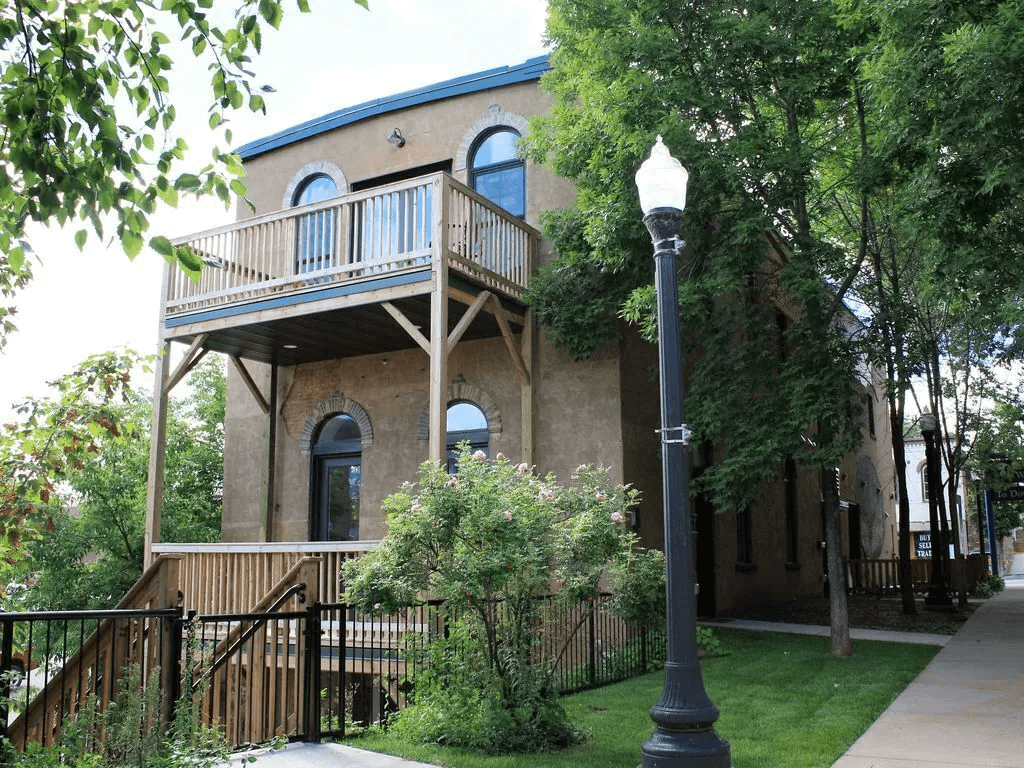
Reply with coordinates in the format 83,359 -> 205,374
719,594 -> 977,635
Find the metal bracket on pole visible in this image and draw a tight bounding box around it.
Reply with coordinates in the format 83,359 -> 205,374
657,424 -> 693,445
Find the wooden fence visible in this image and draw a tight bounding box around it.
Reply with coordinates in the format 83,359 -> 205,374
846,555 -> 988,597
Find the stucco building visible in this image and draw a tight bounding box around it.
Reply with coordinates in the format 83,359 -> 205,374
146,56 -> 894,616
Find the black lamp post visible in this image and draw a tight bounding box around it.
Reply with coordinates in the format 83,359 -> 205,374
636,137 -> 730,768
920,411 -> 952,609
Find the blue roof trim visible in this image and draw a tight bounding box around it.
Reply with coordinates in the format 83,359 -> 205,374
237,55 -> 551,160
164,270 -> 432,329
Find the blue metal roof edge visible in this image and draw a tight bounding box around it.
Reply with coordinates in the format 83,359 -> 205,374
236,55 -> 551,160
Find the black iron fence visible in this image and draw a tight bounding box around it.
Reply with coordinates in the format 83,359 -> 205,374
0,607 -> 181,751
1,594 -> 661,753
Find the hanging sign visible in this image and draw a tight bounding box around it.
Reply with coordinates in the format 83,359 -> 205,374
992,486 -> 1024,502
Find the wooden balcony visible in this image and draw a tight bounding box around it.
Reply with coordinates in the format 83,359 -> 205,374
161,172 -> 539,366
145,176 -> 539,565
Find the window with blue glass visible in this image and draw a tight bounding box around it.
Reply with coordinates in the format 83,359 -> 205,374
469,128 -> 525,218
446,401 -> 488,472
293,174 -> 339,274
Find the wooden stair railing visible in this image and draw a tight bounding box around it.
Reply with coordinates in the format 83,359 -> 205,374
189,557 -> 320,745
5,555 -> 183,750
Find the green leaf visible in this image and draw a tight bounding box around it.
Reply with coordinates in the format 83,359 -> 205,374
175,173 -> 201,191
74,229 -> 88,251
120,229 -> 143,259
150,235 -> 174,258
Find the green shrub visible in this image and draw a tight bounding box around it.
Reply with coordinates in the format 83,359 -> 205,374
970,573 -> 1005,598
343,452 -> 661,754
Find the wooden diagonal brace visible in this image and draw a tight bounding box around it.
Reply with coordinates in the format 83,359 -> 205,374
382,301 -> 431,353
230,355 -> 270,414
447,290 -> 491,354
489,294 -> 530,386
167,334 -> 209,392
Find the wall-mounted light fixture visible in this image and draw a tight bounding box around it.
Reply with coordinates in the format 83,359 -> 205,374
387,128 -> 406,148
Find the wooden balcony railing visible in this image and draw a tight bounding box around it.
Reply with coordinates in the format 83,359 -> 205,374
165,173 -> 538,318
150,541 -> 378,615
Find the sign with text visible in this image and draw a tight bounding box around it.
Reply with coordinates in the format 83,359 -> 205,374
993,486 -> 1024,502
915,532 -> 932,558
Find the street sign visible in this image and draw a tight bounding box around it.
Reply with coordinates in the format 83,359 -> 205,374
992,486 -> 1024,502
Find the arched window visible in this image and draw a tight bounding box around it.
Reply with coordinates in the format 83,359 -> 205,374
311,413 -> 361,541
293,174 -> 339,274
446,401 -> 488,472
469,128 -> 524,218
919,462 -> 930,502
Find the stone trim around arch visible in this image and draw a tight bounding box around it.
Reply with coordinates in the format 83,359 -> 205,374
299,393 -> 373,456
417,383 -> 502,442
454,104 -> 530,178
282,160 -> 349,209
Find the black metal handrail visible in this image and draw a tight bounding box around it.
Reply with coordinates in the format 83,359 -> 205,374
194,582 -> 307,684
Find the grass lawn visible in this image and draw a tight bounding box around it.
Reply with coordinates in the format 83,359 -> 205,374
351,628 -> 938,768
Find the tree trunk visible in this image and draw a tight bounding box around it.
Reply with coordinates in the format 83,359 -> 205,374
823,467 -> 851,656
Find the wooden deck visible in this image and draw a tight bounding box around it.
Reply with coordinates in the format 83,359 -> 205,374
161,173 -> 539,365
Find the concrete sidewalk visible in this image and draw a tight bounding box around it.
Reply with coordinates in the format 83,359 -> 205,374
223,741 -> 440,768
832,580 -> 1024,768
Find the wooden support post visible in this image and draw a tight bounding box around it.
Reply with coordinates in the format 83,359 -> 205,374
156,556 -> 181,728
144,342 -> 172,569
428,176 -> 450,463
261,363 -> 278,542
521,308 -> 534,465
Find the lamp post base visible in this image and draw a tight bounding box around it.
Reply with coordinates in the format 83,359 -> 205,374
640,662 -> 730,768
642,727 -> 731,768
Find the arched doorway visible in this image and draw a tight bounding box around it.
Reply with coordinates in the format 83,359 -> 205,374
310,413 -> 361,541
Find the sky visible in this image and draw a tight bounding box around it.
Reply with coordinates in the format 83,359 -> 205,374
0,0 -> 550,418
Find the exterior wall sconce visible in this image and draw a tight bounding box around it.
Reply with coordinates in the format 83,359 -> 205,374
387,128 -> 406,148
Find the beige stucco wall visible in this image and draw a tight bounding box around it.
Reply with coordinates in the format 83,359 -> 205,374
223,77 -> 609,542
223,330 -> 630,542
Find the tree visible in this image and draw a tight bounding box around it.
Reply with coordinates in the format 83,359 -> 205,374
342,453 -> 661,753
4,355 -> 226,610
848,0 -> 1024,310
0,0 -> 366,348
0,351 -> 140,579
834,0 -> 1024,608
524,0 -> 869,654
